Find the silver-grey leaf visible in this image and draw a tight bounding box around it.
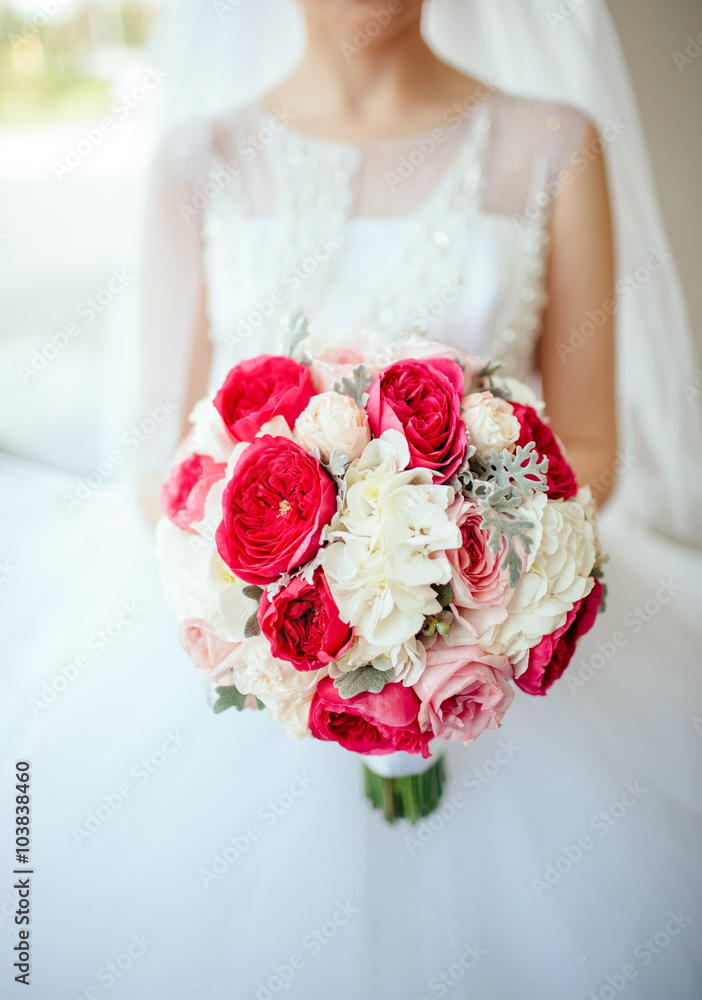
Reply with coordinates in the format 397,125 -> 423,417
333,665 -> 395,700
332,364 -> 374,408
244,613 -> 261,638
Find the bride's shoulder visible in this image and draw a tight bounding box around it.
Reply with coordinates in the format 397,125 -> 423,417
486,88 -> 594,170
489,89 -> 590,141
153,103 -> 260,181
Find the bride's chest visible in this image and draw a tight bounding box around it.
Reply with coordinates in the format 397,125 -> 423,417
198,110 -> 550,368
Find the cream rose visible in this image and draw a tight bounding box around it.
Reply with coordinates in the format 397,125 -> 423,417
477,497 -> 597,660
462,391 -> 520,456
231,637 -> 326,740
294,390 -> 371,463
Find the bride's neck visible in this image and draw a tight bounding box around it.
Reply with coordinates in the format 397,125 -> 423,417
299,15 -> 438,113
262,12 -> 474,140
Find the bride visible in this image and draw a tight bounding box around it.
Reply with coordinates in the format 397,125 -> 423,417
3,1 -> 701,998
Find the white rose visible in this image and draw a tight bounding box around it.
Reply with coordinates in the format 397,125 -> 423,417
477,497 -> 596,660
231,637 -> 325,739
294,391 -> 371,463
188,396 -> 234,463
462,392 -> 520,456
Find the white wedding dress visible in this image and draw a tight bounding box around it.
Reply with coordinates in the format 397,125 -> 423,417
2,92 -> 702,1000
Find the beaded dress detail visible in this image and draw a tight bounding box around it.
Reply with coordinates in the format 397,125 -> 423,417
187,92 -> 588,385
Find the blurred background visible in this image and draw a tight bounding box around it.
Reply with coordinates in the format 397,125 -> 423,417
0,0 -> 700,476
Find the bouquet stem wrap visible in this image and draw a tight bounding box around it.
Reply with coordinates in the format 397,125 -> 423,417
362,746 -> 446,824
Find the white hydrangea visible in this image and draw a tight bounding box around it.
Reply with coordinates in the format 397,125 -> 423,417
322,431 -> 461,649
477,496 -> 596,660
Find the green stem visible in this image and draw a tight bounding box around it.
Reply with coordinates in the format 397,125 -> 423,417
362,755 -> 447,825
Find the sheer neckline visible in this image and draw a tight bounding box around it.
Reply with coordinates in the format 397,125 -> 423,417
251,91 -> 497,151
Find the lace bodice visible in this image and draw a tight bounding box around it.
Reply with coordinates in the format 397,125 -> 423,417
171,91 -> 588,387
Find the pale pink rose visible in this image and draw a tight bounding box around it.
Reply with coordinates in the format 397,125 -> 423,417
414,639 -> 514,744
161,454 -> 227,533
392,335 -> 484,393
445,496 -> 516,638
309,348 -> 379,394
462,391 -> 520,457
294,391 -> 371,462
178,619 -> 241,684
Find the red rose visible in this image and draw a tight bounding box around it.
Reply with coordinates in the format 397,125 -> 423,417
215,436 -> 337,585
161,453 -> 226,532
258,568 -> 353,671
511,403 -> 578,499
214,355 -> 314,443
309,676 -> 432,757
366,358 -> 467,483
516,579 -> 603,696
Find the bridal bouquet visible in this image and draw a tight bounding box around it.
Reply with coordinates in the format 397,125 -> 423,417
156,323 -> 605,822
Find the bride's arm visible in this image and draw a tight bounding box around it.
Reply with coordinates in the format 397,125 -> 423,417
137,126 -> 212,526
181,283 -> 213,443
538,120 -> 618,506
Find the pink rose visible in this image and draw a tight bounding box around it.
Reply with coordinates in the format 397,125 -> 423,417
309,348 -> 380,394
214,355 -> 314,443
178,618 -> 240,684
414,639 -> 514,744
516,579 -> 603,695
161,453 -> 227,533
366,357 -> 466,482
215,436 -> 337,585
446,496 -> 516,637
258,568 -> 353,671
309,676 -> 432,757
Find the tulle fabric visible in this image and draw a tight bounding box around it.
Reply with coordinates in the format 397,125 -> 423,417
1,456 -> 701,998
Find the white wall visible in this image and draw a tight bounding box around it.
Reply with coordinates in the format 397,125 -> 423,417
607,0 -> 702,356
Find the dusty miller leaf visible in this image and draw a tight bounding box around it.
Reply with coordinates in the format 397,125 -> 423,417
462,443 -> 549,510
297,548 -> 325,585
591,555 -> 609,614
213,684 -> 247,714
266,573 -> 291,598
244,613 -> 261,638
460,445 -> 549,589
242,585 -> 264,602
285,309 -> 310,359
479,508 -> 538,589
333,364 -> 374,408
433,583 -> 453,609
326,449 -> 350,479
334,665 -> 394,700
